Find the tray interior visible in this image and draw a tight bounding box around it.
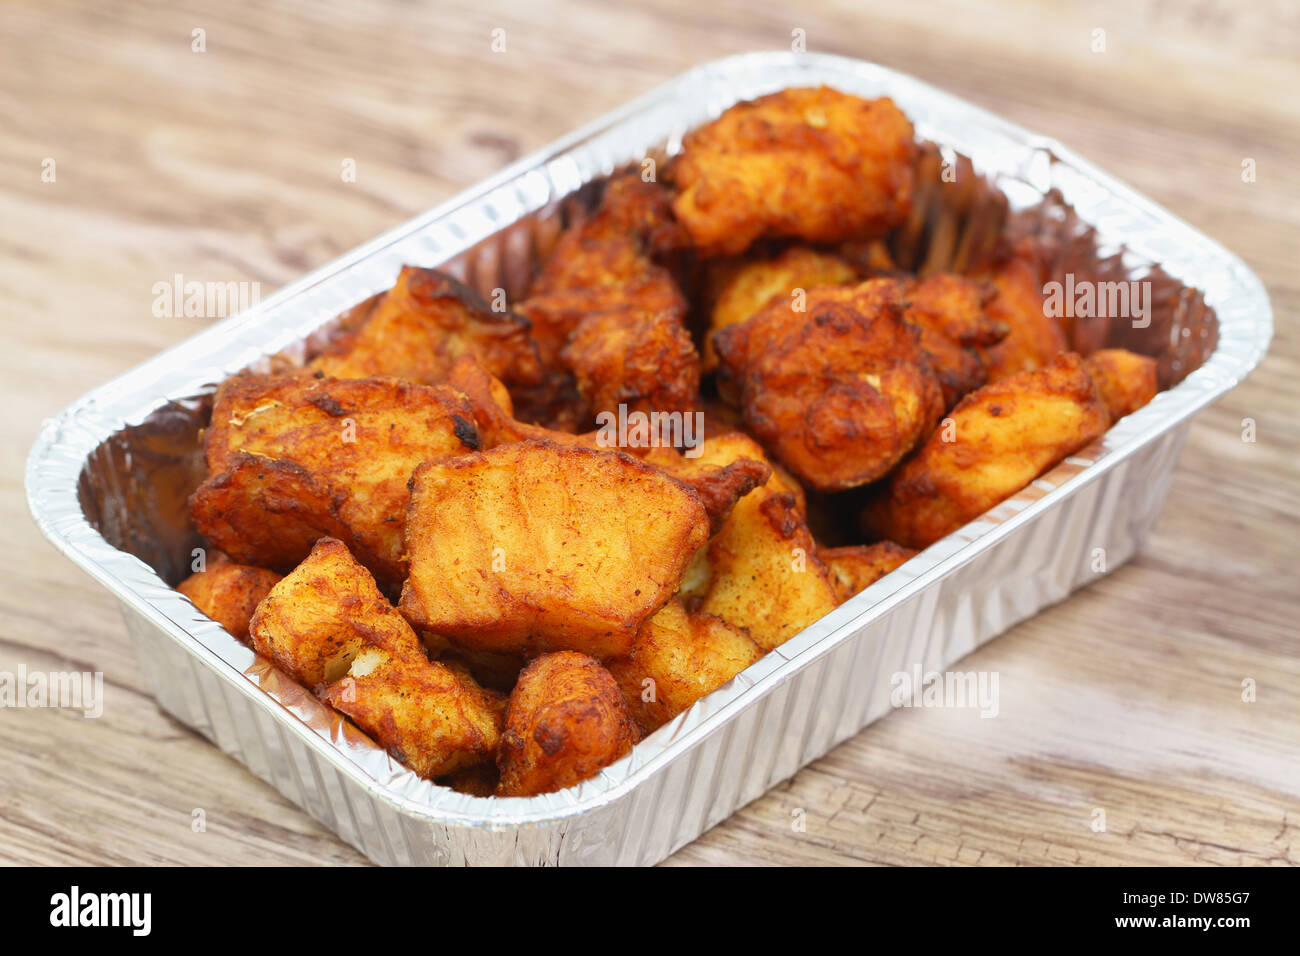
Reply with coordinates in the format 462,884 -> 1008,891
76,143 -> 1218,583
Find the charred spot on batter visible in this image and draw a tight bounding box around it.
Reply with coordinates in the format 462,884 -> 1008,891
308,393 -> 349,417
406,266 -> 498,317
452,414 -> 481,450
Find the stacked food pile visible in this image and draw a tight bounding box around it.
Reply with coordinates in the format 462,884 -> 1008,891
176,87 -> 1158,797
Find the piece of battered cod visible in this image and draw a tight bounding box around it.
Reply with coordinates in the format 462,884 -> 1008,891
191,373 -> 480,584
250,538 -> 503,778
559,307 -> 700,421
446,355 -> 768,531
669,86 -> 917,257
689,433 -> 839,650
899,274 -> 1006,410
308,265 -> 542,389
177,552 -> 282,642
517,176 -> 699,422
496,651 -> 641,797
605,599 -> 764,734
863,352 -> 1111,549
704,247 -> 858,370
249,537 -> 428,689
1083,348 -> 1158,421
819,541 -> 916,603
713,279 -> 944,492
322,643 -> 505,780
975,244 -> 1067,382
399,440 -> 711,658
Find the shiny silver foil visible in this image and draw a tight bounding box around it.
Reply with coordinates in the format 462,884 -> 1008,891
26,53 -> 1272,865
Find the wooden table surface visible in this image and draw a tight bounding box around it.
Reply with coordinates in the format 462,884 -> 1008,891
2,0 -> 1296,867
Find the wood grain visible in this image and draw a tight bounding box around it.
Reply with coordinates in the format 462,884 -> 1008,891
1,0 -> 1296,866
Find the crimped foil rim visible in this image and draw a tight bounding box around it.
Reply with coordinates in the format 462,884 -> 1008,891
26,51 -> 1272,828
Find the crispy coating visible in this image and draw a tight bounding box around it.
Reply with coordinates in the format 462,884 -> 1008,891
448,355 -> 764,530
249,537 -> 426,690
690,433 -> 839,650
529,177 -> 685,297
899,274 -> 1005,409
399,440 -> 711,658
518,176 -> 699,420
713,279 -> 944,491
638,443 -> 771,533
1083,348 -> 1158,420
863,353 -> 1111,549
560,306 -> 700,419
308,265 -> 542,388
321,643 -> 505,779
249,537 -> 503,779
819,541 -> 916,603
190,451 -> 362,576
495,651 -> 641,797
445,354 -> 549,449
704,247 -> 857,370
605,599 -> 764,734
523,179 -> 683,321
176,552 -> 282,642
193,373 -> 479,582
669,87 -> 916,257
977,246 -> 1067,382
518,271 -> 687,372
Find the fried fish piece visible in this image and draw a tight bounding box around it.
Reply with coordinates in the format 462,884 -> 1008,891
448,355 -> 765,530
321,642 -> 505,780
669,87 -> 916,257
176,552 -> 282,642
190,451 -> 363,577
690,433 -> 839,650
249,537 -> 427,690
518,271 -> 687,370
605,599 -> 764,734
863,352 -> 1111,549
819,541 -> 916,603
399,440 -> 711,658
976,245 -> 1067,382
713,279 -> 944,491
707,247 -> 857,369
495,651 -> 641,797
528,176 -> 685,298
899,274 -> 1006,409
444,354 -> 542,448
1083,348 -> 1158,421
193,373 -> 480,582
518,176 -> 699,420
308,265 -> 542,388
638,446 -> 771,533
704,247 -> 858,370
521,177 -> 684,339
560,306 -> 700,420
249,538 -> 503,778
